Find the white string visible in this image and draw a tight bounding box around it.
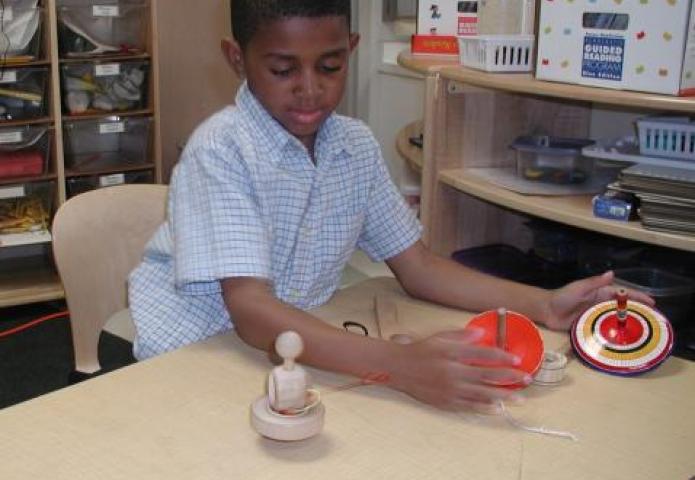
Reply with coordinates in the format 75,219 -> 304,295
499,401 -> 579,442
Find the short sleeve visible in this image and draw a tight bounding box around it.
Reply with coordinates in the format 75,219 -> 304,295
357,141 -> 422,262
171,139 -> 272,295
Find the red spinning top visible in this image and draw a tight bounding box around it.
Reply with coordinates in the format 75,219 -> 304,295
571,289 -> 673,376
465,309 -> 544,388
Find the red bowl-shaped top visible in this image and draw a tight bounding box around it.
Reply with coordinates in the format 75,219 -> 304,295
465,310 -> 544,388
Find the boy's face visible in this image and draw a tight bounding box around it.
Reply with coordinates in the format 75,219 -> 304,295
224,16 -> 359,152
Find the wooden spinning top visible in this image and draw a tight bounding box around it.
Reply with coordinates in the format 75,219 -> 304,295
250,331 -> 325,441
571,289 -> 674,376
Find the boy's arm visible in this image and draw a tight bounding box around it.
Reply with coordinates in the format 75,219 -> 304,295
222,276 -> 530,411
387,241 -> 653,331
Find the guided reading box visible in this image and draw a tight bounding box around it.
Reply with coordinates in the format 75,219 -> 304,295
535,0 -> 695,96
417,1 -> 478,36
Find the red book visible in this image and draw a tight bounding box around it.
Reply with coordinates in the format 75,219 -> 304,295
411,34 -> 459,56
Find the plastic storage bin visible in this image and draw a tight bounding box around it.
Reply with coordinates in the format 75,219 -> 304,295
0,0 -> 43,62
63,115 -> 152,172
0,66 -> 49,121
452,244 -> 571,288
0,180 -> 54,235
637,117 -> 695,161
66,168 -> 153,198
0,125 -> 50,179
511,135 -> 595,184
57,0 -> 148,57
459,35 -> 534,72
61,59 -> 149,114
614,267 -> 695,327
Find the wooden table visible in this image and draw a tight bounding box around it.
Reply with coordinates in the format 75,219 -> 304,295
1,278 -> 693,479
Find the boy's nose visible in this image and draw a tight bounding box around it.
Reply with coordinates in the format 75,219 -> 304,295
295,71 -> 322,101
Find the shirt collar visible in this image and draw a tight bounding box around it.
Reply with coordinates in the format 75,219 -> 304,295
235,82 -> 351,163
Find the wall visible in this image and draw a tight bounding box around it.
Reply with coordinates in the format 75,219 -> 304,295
352,0 -> 424,191
155,0 -> 241,181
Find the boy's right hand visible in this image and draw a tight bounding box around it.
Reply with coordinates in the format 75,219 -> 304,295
388,328 -> 532,411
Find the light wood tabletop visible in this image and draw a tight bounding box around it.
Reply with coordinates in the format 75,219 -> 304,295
1,277 -> 693,479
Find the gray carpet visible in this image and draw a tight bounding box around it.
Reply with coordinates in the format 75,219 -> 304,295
0,301 -> 135,409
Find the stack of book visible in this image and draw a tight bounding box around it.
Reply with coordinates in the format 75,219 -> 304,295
615,164 -> 695,235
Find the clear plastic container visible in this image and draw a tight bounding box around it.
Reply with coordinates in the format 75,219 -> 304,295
0,0 -> 43,62
0,180 -> 54,235
0,66 -> 49,121
614,267 -> 695,327
0,125 -> 50,179
66,168 -> 153,198
57,0 -> 148,57
63,115 -> 152,173
61,59 -> 149,114
511,135 -> 595,184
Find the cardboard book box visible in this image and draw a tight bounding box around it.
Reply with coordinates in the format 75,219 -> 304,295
535,0 -> 695,96
417,1 -> 479,36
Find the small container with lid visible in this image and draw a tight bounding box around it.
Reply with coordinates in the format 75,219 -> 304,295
511,135 -> 595,184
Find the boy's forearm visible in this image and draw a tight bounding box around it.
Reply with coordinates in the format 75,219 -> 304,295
222,279 -> 402,379
392,245 -> 552,325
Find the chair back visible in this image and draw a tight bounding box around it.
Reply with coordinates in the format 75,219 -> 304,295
52,184 -> 168,374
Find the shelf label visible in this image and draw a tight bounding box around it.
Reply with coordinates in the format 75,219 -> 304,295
99,122 -> 125,134
0,185 -> 26,200
0,70 -> 17,84
93,5 -> 120,17
95,63 -> 121,77
0,131 -> 23,144
3,7 -> 13,22
0,230 -> 52,248
99,173 -> 126,187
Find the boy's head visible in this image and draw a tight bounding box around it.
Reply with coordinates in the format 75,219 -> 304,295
231,0 -> 351,52
224,0 -> 359,152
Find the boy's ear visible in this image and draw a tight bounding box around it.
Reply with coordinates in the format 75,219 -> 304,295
221,37 -> 245,77
349,33 -> 360,53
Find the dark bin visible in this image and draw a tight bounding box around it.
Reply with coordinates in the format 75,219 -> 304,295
614,268 -> 695,327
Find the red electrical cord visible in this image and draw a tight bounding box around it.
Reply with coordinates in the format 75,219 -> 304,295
0,310 -> 70,339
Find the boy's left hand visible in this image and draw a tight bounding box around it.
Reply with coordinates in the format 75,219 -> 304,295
540,271 -> 655,331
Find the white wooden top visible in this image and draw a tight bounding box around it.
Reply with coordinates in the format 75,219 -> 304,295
0,278 -> 693,479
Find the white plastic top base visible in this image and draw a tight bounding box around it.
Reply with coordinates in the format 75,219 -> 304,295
250,396 -> 324,442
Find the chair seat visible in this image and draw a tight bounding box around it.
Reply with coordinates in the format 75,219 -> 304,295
103,308 -> 136,343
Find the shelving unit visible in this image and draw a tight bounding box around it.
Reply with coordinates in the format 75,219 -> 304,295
397,51 -> 695,258
0,0 -> 161,307
395,120 -> 423,174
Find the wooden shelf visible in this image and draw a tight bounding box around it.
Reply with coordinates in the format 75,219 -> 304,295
398,51 -> 695,113
0,260 -> 63,309
0,174 -> 58,187
63,109 -> 154,122
397,51 -> 460,75
396,121 -> 424,173
66,163 -> 155,178
439,168 -> 695,252
59,53 -> 151,64
0,117 -> 52,128
439,67 -> 695,113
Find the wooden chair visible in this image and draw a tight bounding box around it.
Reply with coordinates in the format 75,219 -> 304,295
52,184 -> 168,380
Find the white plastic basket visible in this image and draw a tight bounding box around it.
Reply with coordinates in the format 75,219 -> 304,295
458,35 -> 534,73
637,117 -> 695,161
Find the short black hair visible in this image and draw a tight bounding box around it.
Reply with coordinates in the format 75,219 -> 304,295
231,0 -> 351,50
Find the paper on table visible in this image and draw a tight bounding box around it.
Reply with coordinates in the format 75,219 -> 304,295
467,167 -> 614,196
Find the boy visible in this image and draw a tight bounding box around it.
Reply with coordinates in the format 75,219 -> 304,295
129,0 -> 650,411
